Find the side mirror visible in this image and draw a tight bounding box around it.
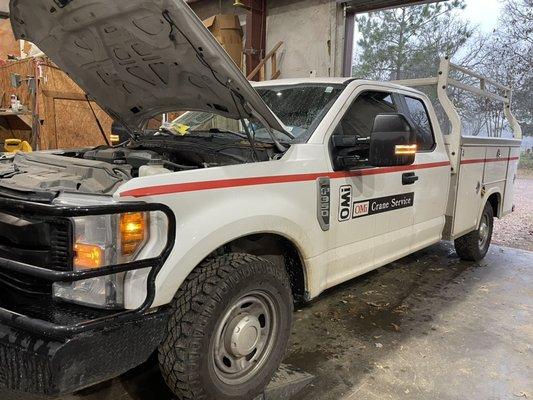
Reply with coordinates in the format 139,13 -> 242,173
369,114 -> 416,167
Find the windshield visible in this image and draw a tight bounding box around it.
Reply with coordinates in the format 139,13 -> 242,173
256,84 -> 343,138
164,83 -> 344,142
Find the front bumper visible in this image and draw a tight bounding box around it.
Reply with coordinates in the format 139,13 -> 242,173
0,309 -> 169,396
0,196 -> 176,396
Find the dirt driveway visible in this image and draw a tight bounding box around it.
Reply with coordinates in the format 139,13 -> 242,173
492,170 -> 533,251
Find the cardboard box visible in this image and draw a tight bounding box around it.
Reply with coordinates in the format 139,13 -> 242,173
203,14 -> 243,69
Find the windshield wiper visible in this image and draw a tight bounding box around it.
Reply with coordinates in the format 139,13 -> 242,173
204,128 -> 248,139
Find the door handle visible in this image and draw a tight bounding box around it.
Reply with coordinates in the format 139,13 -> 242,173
402,172 -> 419,185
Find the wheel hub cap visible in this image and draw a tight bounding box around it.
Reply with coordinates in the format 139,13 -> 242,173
212,291 -> 278,385
227,315 -> 261,357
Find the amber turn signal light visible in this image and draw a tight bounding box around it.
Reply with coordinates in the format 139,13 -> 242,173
74,243 -> 104,270
395,144 -> 417,155
120,212 -> 146,255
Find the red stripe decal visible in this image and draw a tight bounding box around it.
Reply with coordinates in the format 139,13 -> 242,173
461,156 -> 519,165
120,161 -> 451,198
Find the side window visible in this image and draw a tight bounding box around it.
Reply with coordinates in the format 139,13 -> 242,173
404,96 -> 435,151
331,91 -> 396,170
337,91 -> 396,137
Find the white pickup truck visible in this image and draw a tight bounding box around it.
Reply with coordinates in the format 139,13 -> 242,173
0,0 -> 522,399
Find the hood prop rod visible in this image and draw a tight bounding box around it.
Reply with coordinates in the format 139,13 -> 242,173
162,10 -> 289,154
231,91 -> 261,161
85,94 -> 110,146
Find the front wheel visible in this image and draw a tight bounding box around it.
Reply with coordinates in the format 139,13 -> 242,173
159,253 -> 293,400
454,201 -> 494,261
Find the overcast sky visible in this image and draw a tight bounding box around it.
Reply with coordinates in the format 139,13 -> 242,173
354,0 -> 503,42
462,0 -> 502,32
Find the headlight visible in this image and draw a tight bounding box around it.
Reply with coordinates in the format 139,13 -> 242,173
53,211 -> 168,309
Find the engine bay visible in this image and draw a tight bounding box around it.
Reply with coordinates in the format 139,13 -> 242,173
81,133 -> 276,175
0,133 -> 280,199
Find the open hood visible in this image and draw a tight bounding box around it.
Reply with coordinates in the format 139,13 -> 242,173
10,0 -> 289,136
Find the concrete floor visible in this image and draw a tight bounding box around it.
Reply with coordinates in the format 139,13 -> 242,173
288,243 -> 532,400
3,242 -> 532,400
493,175 -> 533,251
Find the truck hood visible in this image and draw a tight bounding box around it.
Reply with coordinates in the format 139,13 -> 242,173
9,0 -> 289,135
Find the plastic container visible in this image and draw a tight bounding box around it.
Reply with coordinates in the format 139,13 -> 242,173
10,95 -> 18,111
139,160 -> 172,177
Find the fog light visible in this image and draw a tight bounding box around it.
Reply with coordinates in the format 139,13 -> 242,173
74,243 -> 104,269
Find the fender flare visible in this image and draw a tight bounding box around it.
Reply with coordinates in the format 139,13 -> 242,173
476,188 -> 501,229
150,215 -> 313,307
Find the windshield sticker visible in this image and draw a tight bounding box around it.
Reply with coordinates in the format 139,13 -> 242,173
338,191 -> 414,221
325,86 -> 334,93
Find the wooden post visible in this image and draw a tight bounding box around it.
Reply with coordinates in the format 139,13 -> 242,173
245,0 -> 267,81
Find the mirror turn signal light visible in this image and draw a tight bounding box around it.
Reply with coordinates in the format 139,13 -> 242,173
395,144 -> 417,155
120,212 -> 147,255
74,243 -> 104,269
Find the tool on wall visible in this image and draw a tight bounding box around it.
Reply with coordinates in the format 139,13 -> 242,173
4,138 -> 32,153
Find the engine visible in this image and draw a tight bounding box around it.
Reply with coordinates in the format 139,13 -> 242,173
0,134 -> 278,199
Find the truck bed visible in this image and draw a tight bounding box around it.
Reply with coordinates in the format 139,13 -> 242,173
444,136 -> 521,239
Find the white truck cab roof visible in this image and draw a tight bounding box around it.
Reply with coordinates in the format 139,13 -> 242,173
251,78 -> 426,96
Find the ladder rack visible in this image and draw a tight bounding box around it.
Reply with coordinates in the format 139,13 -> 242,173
392,57 -> 523,173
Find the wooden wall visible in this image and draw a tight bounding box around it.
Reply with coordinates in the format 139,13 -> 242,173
0,59 -> 32,143
0,57 -> 113,150
0,19 -> 19,62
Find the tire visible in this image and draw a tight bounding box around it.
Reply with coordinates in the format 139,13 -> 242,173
158,253 -> 293,400
454,201 -> 494,261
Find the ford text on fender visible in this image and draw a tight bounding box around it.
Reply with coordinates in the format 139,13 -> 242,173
0,1 -> 522,399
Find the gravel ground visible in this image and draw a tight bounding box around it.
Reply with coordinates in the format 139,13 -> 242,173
492,169 -> 533,251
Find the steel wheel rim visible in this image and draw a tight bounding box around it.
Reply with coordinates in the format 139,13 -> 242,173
212,290 -> 279,385
479,214 -> 490,249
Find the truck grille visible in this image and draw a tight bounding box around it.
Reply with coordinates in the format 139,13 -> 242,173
0,212 -> 73,295
49,219 -> 73,271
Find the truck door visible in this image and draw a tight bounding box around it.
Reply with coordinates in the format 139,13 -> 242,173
396,94 -> 451,251
325,88 -> 416,287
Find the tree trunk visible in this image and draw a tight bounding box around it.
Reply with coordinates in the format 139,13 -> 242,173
395,8 -> 406,80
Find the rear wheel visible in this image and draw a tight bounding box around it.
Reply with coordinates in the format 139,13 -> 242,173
159,253 -> 293,400
454,202 -> 494,261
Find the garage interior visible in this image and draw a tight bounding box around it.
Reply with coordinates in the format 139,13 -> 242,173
0,0 -> 531,399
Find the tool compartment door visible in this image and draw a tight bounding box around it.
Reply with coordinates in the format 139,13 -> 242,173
484,146 -> 509,183
452,145 -> 486,237
502,146 -> 521,215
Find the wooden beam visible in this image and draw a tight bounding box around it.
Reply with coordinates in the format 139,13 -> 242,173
247,41 -> 283,81
244,0 -> 267,81
342,0 -> 439,13
41,90 -> 87,101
